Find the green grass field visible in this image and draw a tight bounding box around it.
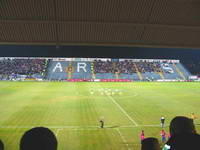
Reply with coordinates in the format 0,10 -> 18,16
0,82 -> 200,150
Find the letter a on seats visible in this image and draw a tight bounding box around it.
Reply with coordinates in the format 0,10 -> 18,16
53,62 -> 63,72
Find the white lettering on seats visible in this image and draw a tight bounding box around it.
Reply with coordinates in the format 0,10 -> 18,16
77,63 -> 87,72
53,62 -> 63,72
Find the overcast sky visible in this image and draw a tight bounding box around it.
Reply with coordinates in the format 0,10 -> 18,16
0,45 -> 200,61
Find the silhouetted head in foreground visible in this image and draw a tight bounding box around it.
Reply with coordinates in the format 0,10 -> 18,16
0,139 -> 4,150
169,116 -> 196,136
141,137 -> 160,150
20,127 -> 57,150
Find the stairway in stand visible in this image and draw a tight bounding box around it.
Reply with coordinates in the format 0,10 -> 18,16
90,62 -> 96,79
159,72 -> 165,79
153,63 -> 165,80
134,63 -> 143,80
173,63 -> 186,80
115,72 -> 119,79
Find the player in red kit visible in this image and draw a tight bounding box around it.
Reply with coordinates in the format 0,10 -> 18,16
140,130 -> 145,143
160,129 -> 166,143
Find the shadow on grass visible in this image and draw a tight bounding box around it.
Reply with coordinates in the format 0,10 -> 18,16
106,125 -> 120,128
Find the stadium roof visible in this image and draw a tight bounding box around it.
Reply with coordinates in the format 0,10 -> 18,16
0,0 -> 200,48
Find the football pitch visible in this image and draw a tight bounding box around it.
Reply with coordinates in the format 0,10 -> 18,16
0,82 -> 200,150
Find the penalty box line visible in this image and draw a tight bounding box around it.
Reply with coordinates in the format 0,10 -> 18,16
0,124 -> 167,129
107,95 -> 138,126
95,84 -> 138,126
116,128 -> 132,150
56,128 -> 63,137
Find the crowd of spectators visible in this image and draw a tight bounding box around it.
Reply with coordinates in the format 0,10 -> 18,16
182,61 -> 200,77
0,116 -> 198,150
0,58 -> 48,79
93,60 -> 114,73
115,60 -> 137,74
93,60 -> 162,74
136,61 -> 162,73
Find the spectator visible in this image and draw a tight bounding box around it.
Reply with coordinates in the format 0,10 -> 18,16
20,127 -> 57,150
0,58 -> 47,79
0,139 -> 4,150
163,116 -> 200,150
163,134 -> 200,150
93,59 -> 162,74
182,60 -> 200,76
169,116 -> 196,136
141,137 -> 160,150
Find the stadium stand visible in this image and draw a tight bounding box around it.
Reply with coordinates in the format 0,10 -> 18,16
72,62 -> 92,79
161,63 -> 181,80
92,60 -> 191,81
46,60 -> 92,80
182,61 -> 200,77
176,63 -> 191,78
0,58 -> 193,81
46,60 -> 68,80
0,58 -> 47,80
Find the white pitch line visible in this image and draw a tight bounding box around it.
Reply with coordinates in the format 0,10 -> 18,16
0,124 -> 168,129
56,128 -> 62,136
107,95 -> 138,126
67,128 -> 101,131
0,125 -> 99,129
116,128 -> 131,150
